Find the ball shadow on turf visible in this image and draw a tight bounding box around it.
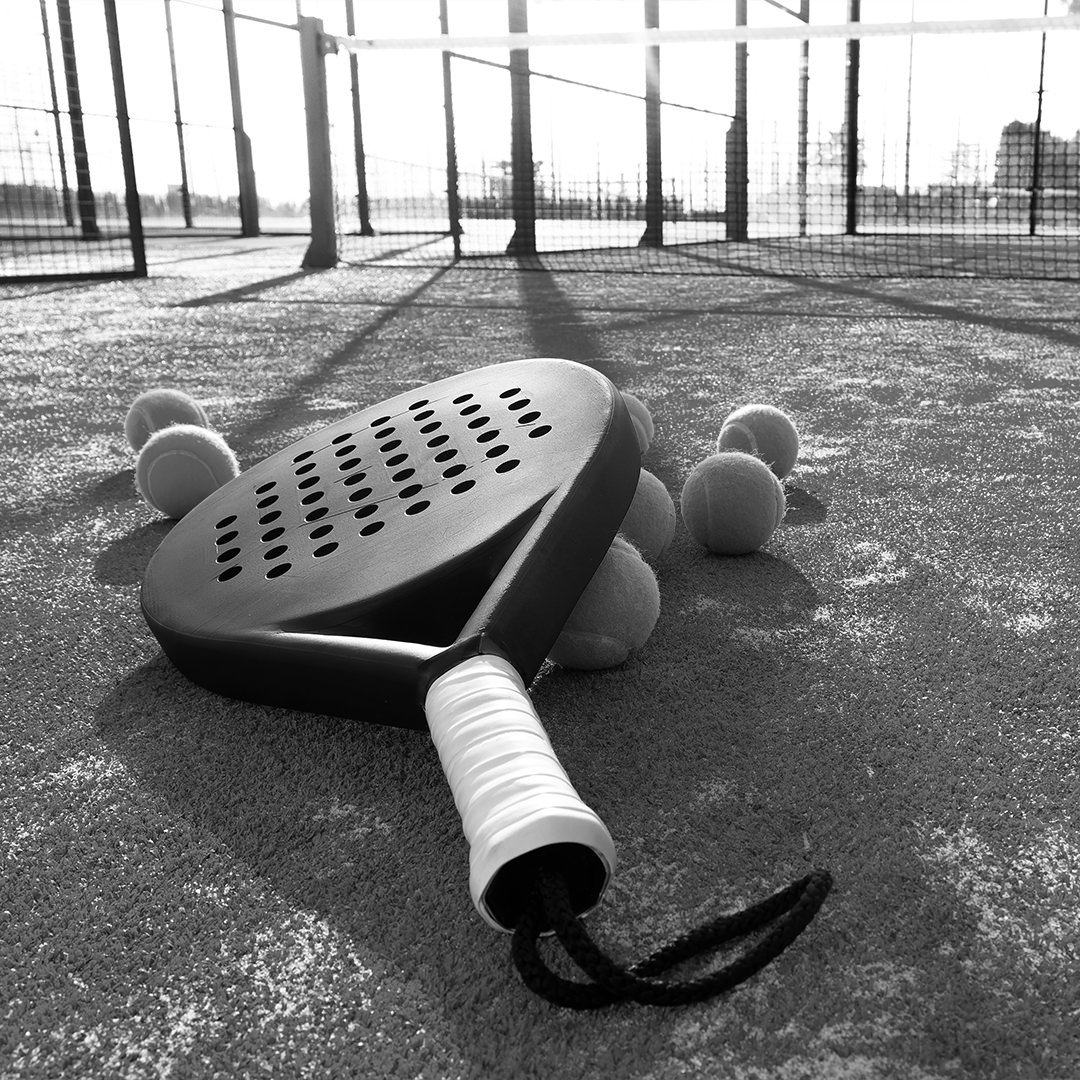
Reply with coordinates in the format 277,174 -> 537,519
94,520 -> 173,586
780,485 -> 828,526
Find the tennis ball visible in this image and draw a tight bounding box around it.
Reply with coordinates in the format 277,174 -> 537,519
135,424 -> 240,519
716,403 -> 799,479
549,536 -> 660,671
621,391 -> 655,456
125,388 -> 209,451
680,451 -> 786,556
619,468 -> 676,564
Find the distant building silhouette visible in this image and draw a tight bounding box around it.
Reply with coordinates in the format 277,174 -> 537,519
994,120 -> 1080,189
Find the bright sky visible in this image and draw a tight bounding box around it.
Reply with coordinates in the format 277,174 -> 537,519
3,0 -> 1078,207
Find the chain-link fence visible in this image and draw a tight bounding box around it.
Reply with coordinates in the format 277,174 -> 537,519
5,1 -> 1078,281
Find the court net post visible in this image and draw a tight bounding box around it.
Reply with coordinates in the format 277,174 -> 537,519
299,15 -> 338,269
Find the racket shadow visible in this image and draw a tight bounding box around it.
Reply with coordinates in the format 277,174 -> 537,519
93,658 -> 490,958
525,548 -> 831,917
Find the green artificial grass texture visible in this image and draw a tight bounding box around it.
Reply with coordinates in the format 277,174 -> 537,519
2,236 -> 1078,1079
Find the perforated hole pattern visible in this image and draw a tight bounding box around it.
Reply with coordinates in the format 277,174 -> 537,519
212,384 -> 552,583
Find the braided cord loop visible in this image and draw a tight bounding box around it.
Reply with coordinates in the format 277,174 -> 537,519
511,867 -> 832,1008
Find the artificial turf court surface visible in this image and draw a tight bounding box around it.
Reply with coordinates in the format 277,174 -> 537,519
2,235 -> 1078,1079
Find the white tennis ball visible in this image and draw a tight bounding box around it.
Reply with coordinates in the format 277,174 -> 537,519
549,536 -> 660,670
680,451 -> 786,555
124,388 -> 209,451
621,391 -> 655,456
716,404 -> 799,479
619,468 -> 676,564
135,424 -> 240,519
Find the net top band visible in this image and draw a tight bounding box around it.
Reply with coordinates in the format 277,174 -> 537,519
327,14 -> 1080,54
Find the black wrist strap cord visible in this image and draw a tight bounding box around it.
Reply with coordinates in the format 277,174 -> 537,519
512,867 -> 833,1008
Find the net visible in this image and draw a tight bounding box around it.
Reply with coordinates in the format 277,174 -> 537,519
119,0 -> 249,234
1,0 -> 144,282
318,2 -> 1080,279
319,1 -> 452,263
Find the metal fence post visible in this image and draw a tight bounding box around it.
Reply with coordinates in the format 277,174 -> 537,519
163,0 -> 193,228
103,0 -> 147,275
726,0 -> 749,242
1029,0 -> 1048,237
39,0 -> 74,228
640,0 -> 662,247
299,16 -> 338,268
440,0 -> 463,258
844,0 -> 860,236
506,0 -> 536,256
222,0 -> 259,236
797,0 -> 810,238
56,0 -> 99,238
344,0 -> 375,238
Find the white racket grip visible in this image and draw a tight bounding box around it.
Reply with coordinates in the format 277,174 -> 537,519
425,653 -> 616,932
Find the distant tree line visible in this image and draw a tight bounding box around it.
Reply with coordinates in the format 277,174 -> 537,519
0,182 -> 305,225
5,120 -> 1077,233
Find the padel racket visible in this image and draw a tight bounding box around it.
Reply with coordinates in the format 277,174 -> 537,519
141,356 -> 832,1005
142,358 -> 641,932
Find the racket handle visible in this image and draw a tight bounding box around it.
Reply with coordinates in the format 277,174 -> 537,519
425,654 -> 616,933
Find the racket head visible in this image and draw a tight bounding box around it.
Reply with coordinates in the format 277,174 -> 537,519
141,358 -> 641,727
